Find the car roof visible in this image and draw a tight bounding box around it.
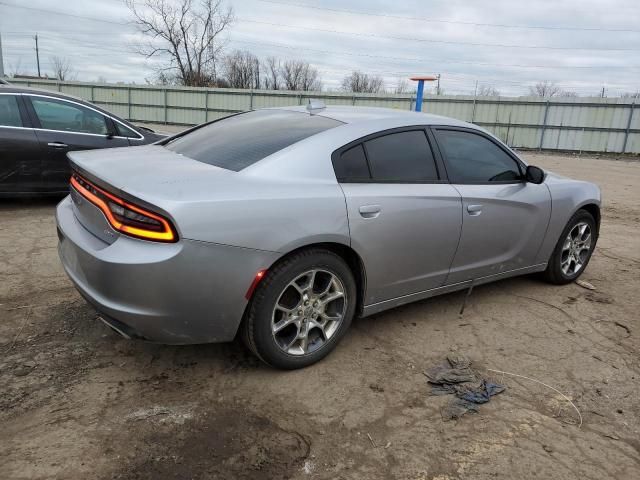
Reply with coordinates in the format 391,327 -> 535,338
0,85 -> 89,103
275,105 -> 473,128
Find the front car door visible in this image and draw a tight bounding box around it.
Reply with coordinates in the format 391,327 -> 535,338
0,93 -> 45,194
432,127 -> 552,285
25,94 -> 129,192
333,128 -> 463,306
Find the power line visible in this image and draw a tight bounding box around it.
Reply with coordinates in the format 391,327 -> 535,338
229,38 -> 640,70
0,2 -> 129,26
257,0 -> 640,34
238,17 -> 638,52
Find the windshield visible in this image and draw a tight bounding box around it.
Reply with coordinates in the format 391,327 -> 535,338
164,110 -> 342,171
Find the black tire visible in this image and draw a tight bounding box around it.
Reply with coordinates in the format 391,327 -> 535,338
543,209 -> 597,285
241,248 -> 357,369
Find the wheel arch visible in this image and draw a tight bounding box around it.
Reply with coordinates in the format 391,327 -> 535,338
578,202 -> 601,235
249,241 -> 367,318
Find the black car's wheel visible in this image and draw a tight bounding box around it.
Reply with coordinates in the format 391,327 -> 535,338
241,249 -> 357,369
543,209 -> 597,285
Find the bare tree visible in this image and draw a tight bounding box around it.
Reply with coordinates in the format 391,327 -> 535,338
125,0 -> 234,87
50,56 -> 76,81
280,60 -> 321,91
223,50 -> 260,88
8,58 -> 26,77
477,84 -> 500,97
529,81 -> 562,98
341,71 -> 384,93
559,90 -> 578,97
621,91 -> 640,99
394,78 -> 410,94
262,56 -> 281,90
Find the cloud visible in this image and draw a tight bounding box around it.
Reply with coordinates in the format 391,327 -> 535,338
1,0 -> 638,95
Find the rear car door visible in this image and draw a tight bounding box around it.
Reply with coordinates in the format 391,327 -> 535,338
432,127 -> 551,284
25,95 -> 129,192
0,93 -> 45,193
334,128 -> 462,305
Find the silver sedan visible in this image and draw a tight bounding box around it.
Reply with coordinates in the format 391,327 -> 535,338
56,104 -> 601,369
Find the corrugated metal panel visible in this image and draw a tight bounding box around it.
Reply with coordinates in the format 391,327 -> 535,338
8,79 -> 639,153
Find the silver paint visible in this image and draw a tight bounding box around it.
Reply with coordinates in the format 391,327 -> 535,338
56,106 -> 601,344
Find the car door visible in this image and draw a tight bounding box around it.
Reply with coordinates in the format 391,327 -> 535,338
25,95 -> 130,191
432,127 -> 551,284
0,93 -> 45,193
334,128 -> 463,305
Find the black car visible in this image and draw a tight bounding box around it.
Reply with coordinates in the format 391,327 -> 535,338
0,86 -> 165,196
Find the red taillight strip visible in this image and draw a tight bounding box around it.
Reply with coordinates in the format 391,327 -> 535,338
70,174 -> 177,242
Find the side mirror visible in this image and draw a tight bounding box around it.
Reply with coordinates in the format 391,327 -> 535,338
525,165 -> 545,184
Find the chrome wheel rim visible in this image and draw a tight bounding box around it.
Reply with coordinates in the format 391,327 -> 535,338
271,269 -> 347,356
561,222 -> 592,276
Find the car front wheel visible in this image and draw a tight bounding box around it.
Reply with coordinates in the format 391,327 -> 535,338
241,249 -> 357,369
543,209 -> 597,285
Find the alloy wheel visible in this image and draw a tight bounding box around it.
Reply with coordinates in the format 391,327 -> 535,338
561,222 -> 592,276
271,269 -> 347,356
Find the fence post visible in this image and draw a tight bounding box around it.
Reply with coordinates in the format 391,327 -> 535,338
409,95 -> 414,111
539,100 -> 550,150
90,85 -> 94,103
471,94 -> 477,123
249,89 -> 254,110
352,95 -> 356,106
163,88 -> 168,124
622,102 -> 635,154
127,87 -> 131,121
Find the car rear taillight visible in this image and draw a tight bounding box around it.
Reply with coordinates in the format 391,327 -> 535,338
70,172 -> 177,243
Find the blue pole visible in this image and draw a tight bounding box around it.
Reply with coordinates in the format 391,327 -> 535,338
415,80 -> 424,112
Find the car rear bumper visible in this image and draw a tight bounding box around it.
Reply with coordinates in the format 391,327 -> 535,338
56,196 -> 279,344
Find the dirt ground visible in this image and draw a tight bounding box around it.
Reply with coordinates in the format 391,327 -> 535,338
1,151 -> 639,480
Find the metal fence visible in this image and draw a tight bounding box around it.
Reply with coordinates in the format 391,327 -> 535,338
9,78 -> 639,154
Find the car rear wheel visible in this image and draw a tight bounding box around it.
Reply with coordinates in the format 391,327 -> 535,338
543,209 -> 597,285
241,249 -> 357,369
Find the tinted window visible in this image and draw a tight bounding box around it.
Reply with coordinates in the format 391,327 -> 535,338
364,130 -> 438,182
334,144 -> 370,181
165,110 -> 342,171
0,95 -> 23,127
31,97 -> 109,135
115,122 -> 140,138
435,130 -> 522,183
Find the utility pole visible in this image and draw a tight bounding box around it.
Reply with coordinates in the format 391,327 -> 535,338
0,32 -> 5,78
34,33 -> 41,78
600,86 -> 606,98
436,74 -> 441,95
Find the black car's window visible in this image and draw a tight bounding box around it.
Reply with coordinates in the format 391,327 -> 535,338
435,130 -> 522,183
364,130 -> 438,182
334,144 -> 370,181
31,97 -> 109,135
165,110 -> 342,171
0,95 -> 23,127
114,122 -> 140,139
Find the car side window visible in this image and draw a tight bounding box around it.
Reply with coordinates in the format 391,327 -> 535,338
30,97 -> 109,135
435,129 -> 522,183
334,144 -> 370,181
114,122 -> 140,139
333,130 -> 439,183
0,95 -> 23,127
365,130 -> 438,182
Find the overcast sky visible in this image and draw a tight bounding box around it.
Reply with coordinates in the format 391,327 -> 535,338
1,0 -> 639,96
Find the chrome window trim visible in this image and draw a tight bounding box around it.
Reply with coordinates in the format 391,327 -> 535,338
0,91 -> 145,140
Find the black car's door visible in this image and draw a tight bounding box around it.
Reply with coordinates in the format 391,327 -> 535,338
25,94 -> 129,192
0,94 -> 45,193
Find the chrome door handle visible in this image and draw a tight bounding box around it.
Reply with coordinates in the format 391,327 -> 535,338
359,205 -> 381,218
48,142 -> 69,148
467,204 -> 483,216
